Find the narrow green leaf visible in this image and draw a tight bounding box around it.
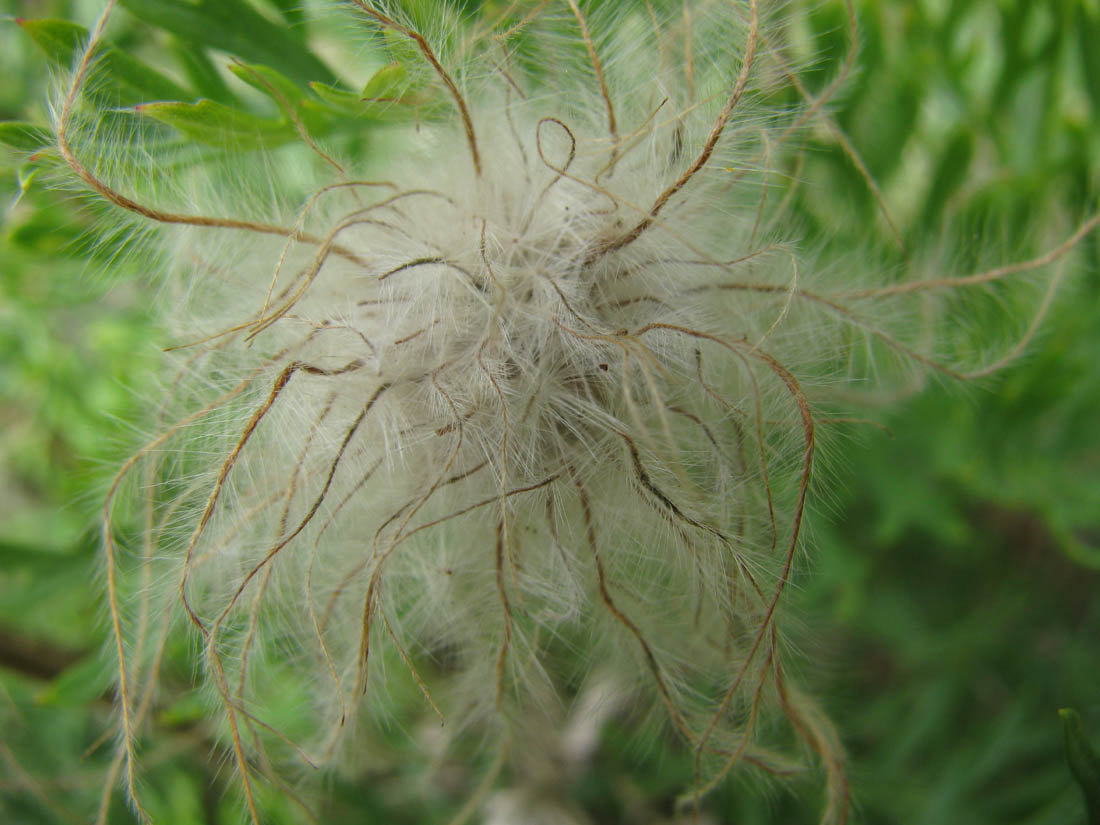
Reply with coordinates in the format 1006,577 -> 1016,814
361,61 -> 412,102
18,18 -> 191,103
158,691 -> 209,726
15,17 -> 84,65
35,655 -> 111,707
229,62 -> 340,138
260,0 -> 307,28
228,61 -> 305,109
919,127 -> 974,227
102,51 -> 192,103
118,0 -> 336,87
171,40 -> 237,105
0,539 -> 89,568
310,77 -> 441,125
136,99 -> 294,149
1061,708 -> 1100,824
1077,6 -> 1100,118
379,26 -> 426,74
310,81 -> 363,113
6,202 -> 85,253
1048,515 -> 1100,571
14,165 -> 41,204
0,121 -> 53,152
857,73 -> 921,180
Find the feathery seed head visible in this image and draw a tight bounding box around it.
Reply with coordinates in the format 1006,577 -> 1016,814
48,1 -> 1093,823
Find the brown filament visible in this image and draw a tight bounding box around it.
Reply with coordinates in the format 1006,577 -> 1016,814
348,0 -> 482,176
566,0 -> 619,167
596,0 -> 759,258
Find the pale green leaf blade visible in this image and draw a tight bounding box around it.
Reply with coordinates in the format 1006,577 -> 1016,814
135,99 -> 295,149
0,121 -> 52,152
118,0 -> 336,87
18,18 -> 191,103
1061,709 -> 1100,824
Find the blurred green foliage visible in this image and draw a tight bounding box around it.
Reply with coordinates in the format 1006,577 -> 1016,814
1060,709 -> 1100,823
0,0 -> 1097,823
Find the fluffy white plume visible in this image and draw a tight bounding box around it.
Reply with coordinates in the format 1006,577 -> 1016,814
47,1 -> 1095,823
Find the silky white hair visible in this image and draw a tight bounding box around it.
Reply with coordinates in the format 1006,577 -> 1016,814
46,1 -> 1093,823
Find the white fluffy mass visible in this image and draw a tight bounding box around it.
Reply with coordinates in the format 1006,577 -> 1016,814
54,1 -> 1080,822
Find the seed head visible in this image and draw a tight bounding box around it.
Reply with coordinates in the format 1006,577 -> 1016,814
47,1 -> 1095,823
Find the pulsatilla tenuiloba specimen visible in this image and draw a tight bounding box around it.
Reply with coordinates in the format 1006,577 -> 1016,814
51,1 -> 1095,822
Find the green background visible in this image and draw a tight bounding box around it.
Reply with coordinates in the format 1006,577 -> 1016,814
1,1 -> 1098,823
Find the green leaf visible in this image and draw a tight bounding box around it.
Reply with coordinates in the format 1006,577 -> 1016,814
360,59 -> 441,113
1048,515 -> 1100,571
14,165 -> 41,204
0,121 -> 52,152
309,81 -> 363,113
0,539 -> 90,569
919,127 -> 974,228
5,201 -> 85,253
102,52 -> 192,104
171,40 -> 237,105
310,70 -> 442,125
856,73 -> 922,181
136,99 -> 295,149
18,18 -> 191,104
158,691 -> 209,726
15,17 -> 85,65
260,0 -> 307,28
118,0 -> 336,88
228,61 -> 304,109
1077,6 -> 1100,119
35,654 -> 111,707
1060,709 -> 1100,824
361,61 -> 412,102
229,62 -> 341,138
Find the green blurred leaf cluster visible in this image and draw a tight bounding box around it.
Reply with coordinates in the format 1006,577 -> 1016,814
1060,709 -> 1100,824
1,1 -> 1097,823
11,0 -> 450,155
